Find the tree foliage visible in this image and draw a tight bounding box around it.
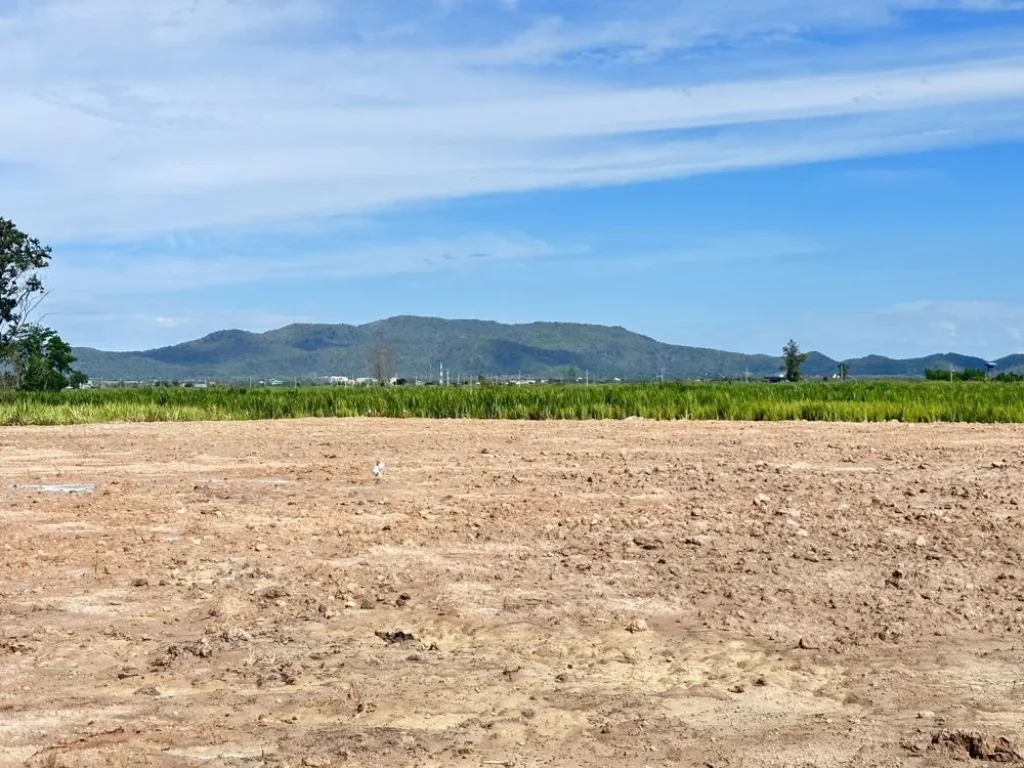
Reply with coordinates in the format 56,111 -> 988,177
1,218 -> 51,351
925,367 -> 1016,382
0,218 -> 86,391
6,325 -> 87,391
782,339 -> 807,382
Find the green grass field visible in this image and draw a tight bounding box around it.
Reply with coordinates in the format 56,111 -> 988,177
2,381 -> 1024,425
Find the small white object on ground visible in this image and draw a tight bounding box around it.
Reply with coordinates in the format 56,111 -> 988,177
373,461 -> 386,478
9,483 -> 97,494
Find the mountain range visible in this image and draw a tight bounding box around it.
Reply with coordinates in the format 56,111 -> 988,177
70,316 -> 1023,382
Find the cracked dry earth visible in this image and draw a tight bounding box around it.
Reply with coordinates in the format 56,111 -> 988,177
2,418 -> 1024,768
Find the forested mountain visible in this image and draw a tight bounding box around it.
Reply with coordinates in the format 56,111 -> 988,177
70,316 -> 1020,382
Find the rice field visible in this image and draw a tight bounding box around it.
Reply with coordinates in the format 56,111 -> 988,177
2,381 -> 1024,425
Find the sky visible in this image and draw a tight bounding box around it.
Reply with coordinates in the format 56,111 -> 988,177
2,0 -> 1024,359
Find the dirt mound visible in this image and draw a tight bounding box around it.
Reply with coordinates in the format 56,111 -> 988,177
932,730 -> 1023,763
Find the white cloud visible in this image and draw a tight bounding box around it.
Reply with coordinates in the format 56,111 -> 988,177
57,309 -> 315,352
586,232 -> 825,274
153,316 -> 185,328
872,301 -> 1024,354
842,167 -> 946,184
882,300 -> 1024,322
44,231 -> 576,298
774,300 -> 1024,360
1,0 -> 1024,241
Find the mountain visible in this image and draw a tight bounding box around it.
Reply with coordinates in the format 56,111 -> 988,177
841,353 -> 992,378
994,354 -> 1024,371
69,316 -> 1023,382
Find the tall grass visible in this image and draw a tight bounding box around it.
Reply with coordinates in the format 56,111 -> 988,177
2,382 -> 1024,425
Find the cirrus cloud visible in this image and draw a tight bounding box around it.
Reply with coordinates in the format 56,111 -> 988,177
1,0 -> 1024,242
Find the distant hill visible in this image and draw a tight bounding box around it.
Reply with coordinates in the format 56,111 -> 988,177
69,316 -> 1024,382
841,353 -> 993,378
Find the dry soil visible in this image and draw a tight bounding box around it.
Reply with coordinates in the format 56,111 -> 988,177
2,419 -> 1024,767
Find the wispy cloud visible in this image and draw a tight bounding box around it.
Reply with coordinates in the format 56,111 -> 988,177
45,230 -> 574,299
54,308 -> 316,352
871,300 -> 1024,354
585,232 -> 825,275
2,0 -> 1024,241
842,167 -> 946,184
882,300 -> 1024,322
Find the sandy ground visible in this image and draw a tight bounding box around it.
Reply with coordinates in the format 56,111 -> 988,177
2,418 -> 1024,768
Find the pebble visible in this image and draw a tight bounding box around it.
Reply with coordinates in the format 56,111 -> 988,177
626,619 -> 649,634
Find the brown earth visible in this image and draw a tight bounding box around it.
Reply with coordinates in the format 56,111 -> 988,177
2,418 -> 1024,768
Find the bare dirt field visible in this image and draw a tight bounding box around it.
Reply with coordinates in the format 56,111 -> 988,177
2,419 -> 1024,767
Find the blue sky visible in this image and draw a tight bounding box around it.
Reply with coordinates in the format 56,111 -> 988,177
2,1 -> 1024,358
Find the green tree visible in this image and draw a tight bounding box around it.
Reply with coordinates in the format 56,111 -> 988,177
1,218 -> 51,357
836,363 -> 849,381
782,339 -> 807,382
9,325 -> 86,391
925,367 -> 991,382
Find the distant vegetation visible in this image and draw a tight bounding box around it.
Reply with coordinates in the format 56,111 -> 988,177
70,316 -> 1024,383
1,218 -> 86,391
3,381 -> 1024,425
925,367 -> 1023,382
782,339 -> 808,382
